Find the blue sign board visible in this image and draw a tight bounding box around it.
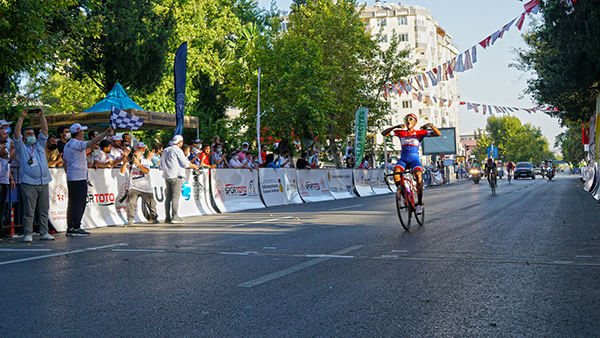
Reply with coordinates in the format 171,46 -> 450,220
487,146 -> 498,159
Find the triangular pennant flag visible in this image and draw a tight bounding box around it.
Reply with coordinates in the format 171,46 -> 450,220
415,76 -> 424,91
453,54 -> 464,72
467,102 -> 474,110
464,50 -> 473,71
490,30 -> 502,45
479,36 -> 491,49
448,100 -> 453,108
447,60 -> 454,79
383,85 -> 389,99
427,71 -> 438,86
524,0 -> 540,14
516,12 -> 526,30
394,83 -> 403,95
499,18 -> 516,38
471,46 -> 478,64
422,74 -> 429,88
436,66 -> 443,82
494,106 -> 502,114
473,104 -> 479,113
483,105 -> 487,115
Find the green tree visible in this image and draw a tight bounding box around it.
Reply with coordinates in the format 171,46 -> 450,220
68,0 -> 175,95
512,0 -> 600,122
555,123 -> 585,165
227,0 -> 414,166
473,128 -> 492,164
485,115 -> 522,158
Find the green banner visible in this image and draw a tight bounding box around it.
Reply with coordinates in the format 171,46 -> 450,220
354,107 -> 368,169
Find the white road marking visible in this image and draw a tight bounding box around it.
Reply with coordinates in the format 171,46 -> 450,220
0,249 -> 52,252
220,252 -> 249,255
112,249 -> 165,253
553,261 -> 575,264
237,245 -> 364,288
575,255 -> 593,258
329,204 -> 364,211
0,243 -> 128,266
392,250 -> 408,253
382,255 -> 398,258
263,247 -> 277,250
305,254 -> 354,259
280,216 -> 294,219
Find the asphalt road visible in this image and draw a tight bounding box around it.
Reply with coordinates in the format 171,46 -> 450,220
1,172 -> 599,337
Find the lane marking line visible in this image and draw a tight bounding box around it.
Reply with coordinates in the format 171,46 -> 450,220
392,250 -> 408,253
0,249 -> 52,252
329,204 -> 364,211
0,243 -> 128,266
576,255 -> 592,258
112,249 -> 165,253
237,245 -> 363,288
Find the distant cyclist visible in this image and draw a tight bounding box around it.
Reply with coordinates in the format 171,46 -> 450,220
485,158 -> 497,186
506,160 -> 515,175
381,113 -> 441,214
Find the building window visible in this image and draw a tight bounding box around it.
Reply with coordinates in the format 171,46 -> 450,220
402,101 -> 412,109
382,34 -> 388,43
398,17 -> 407,25
398,33 -> 409,42
377,18 -> 387,27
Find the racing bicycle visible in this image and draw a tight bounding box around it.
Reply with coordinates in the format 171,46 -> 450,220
488,170 -> 497,195
386,169 -> 424,230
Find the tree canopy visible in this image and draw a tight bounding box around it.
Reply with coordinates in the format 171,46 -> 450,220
513,0 -> 600,123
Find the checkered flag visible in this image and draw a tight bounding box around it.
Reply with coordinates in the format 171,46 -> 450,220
111,106 -> 144,130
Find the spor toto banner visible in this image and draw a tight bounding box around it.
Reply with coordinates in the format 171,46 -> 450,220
48,168 -> 215,232
353,169 -> 375,196
295,169 -> 335,202
326,169 -> 355,199
211,169 -> 265,213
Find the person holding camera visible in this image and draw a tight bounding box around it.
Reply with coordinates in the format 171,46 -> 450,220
119,142 -> 158,225
63,123 -> 113,236
13,108 -> 54,242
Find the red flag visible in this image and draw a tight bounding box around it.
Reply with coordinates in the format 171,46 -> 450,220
524,0 -> 540,14
582,123 -> 590,144
516,12 -> 526,30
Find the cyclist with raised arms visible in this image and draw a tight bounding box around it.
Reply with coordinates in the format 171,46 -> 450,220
381,113 -> 441,214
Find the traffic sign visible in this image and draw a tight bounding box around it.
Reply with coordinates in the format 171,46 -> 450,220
487,146 -> 498,159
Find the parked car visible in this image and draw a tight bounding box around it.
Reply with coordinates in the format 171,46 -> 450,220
514,162 -> 535,179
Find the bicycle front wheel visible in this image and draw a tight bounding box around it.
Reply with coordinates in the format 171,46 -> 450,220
396,188 -> 411,230
414,203 -> 425,226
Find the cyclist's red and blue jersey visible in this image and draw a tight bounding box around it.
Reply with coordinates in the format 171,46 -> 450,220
391,129 -> 432,171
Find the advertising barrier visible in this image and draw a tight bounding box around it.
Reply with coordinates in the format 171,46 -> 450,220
370,169 -> 392,195
353,169 -> 375,196
48,168 -> 216,232
583,165 -> 596,192
296,170 -> 335,202
259,168 -> 303,207
326,169 -> 356,199
211,169 -> 265,212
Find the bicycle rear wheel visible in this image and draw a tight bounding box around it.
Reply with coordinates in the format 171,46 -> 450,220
396,188 -> 411,230
414,202 -> 425,226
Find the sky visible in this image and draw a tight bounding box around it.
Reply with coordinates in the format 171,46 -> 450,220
255,0 -> 565,151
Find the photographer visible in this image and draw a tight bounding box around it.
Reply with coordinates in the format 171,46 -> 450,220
119,142 -> 158,225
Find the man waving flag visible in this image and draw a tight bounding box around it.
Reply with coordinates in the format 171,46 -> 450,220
111,106 -> 144,130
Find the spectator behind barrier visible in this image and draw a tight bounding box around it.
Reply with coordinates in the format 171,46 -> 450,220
229,151 -> 243,168
277,149 -> 294,168
45,134 -> 63,167
260,144 -> 268,167
94,139 -> 113,168
212,143 -> 228,168
56,125 -> 70,154
0,126 -> 15,242
86,143 -> 99,168
297,151 -> 310,169
265,153 -> 279,168
149,142 -> 163,168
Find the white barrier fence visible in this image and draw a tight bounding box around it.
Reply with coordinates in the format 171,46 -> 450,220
44,168 -> 392,231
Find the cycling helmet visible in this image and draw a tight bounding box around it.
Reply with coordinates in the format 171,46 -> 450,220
405,113 -> 418,122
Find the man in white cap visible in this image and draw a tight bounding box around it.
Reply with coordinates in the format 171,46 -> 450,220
108,134 -> 126,166
159,135 -> 199,223
119,142 -> 158,225
13,108 -> 53,242
63,123 -> 113,236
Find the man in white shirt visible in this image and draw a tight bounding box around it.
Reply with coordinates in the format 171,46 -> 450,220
63,123 -> 113,236
120,142 -> 158,225
108,134 -> 125,166
94,139 -> 113,168
159,135 -> 199,224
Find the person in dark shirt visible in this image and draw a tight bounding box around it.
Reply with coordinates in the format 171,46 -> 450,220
296,151 -> 309,169
56,125 -> 70,153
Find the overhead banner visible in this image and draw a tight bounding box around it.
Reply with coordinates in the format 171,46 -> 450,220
259,168 -> 302,207
326,169 -> 356,199
370,169 -> 392,195
296,169 -> 335,202
353,169 -> 375,196
354,107 -> 368,169
211,169 -> 265,212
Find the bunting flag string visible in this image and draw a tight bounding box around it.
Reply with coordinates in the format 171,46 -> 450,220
459,101 -> 567,116
383,1 -> 541,98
